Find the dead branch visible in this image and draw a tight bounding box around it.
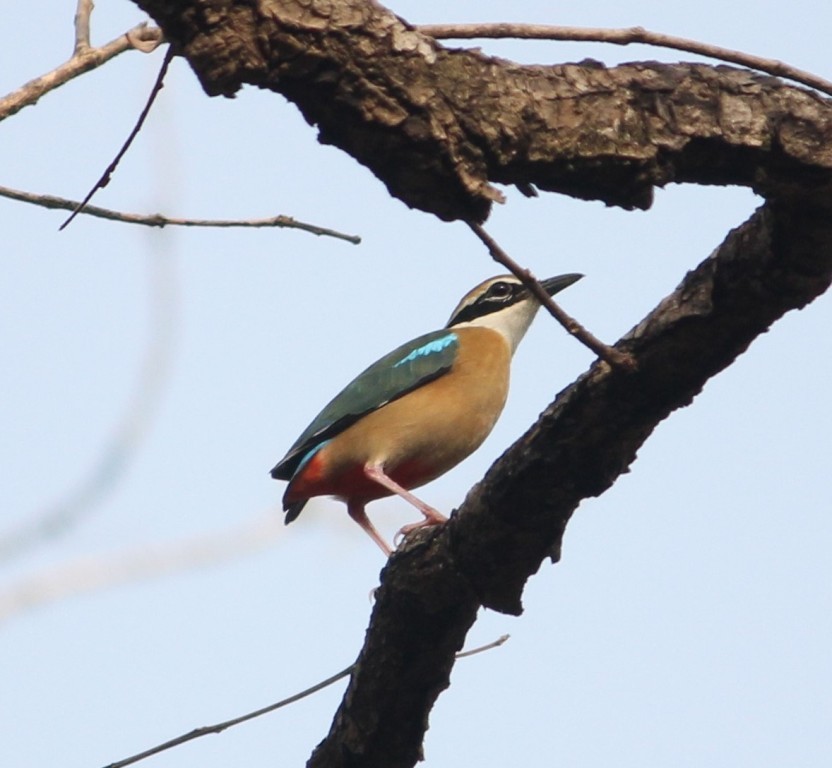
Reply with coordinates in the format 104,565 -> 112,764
73,0 -> 94,54
61,46 -> 174,229
0,184 -> 360,242
417,23 -> 832,98
0,23 -> 164,121
102,635 -> 508,768
133,0 -> 832,222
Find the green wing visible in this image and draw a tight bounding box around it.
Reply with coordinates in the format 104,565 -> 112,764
271,329 -> 459,480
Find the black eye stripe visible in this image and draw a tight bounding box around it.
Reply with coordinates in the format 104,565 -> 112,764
447,281 -> 527,326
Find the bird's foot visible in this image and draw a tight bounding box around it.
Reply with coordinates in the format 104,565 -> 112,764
393,512 -> 447,547
421,506 -> 448,526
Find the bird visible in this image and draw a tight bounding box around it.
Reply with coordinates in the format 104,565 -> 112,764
271,272 -> 582,556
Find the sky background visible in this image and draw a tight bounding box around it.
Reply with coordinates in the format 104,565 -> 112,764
1,2 -> 830,767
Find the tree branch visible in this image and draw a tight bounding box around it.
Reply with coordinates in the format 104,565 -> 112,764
0,184 -> 360,242
103,663 -> 354,768
73,0 -> 94,54
102,634 -> 508,768
417,23 -> 832,98
0,22 -> 164,121
60,46 -> 175,229
133,0 -> 832,222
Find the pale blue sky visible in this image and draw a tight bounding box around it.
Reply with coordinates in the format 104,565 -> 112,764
1,2 -> 830,767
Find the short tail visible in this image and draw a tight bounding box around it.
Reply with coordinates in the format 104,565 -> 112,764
284,499 -> 307,524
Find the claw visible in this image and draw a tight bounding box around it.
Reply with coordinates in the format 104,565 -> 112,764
394,515 -> 446,546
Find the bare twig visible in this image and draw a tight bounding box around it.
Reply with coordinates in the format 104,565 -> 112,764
0,184 -> 361,242
455,633 -> 510,658
102,632 -> 508,768
0,23 -> 164,122
73,0 -> 94,54
417,23 -> 832,98
60,46 -> 174,230
467,222 -> 636,370
102,664 -> 354,768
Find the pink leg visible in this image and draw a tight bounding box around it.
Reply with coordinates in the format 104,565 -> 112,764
364,464 -> 447,524
363,464 -> 448,544
347,500 -> 393,557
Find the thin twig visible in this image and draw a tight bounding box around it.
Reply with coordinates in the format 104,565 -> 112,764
0,185 -> 361,243
102,633 -> 509,768
60,46 -> 174,230
417,23 -> 832,98
455,633 -> 510,658
467,222 -> 636,370
102,665 -> 354,768
73,0 -> 94,54
0,23 -> 164,122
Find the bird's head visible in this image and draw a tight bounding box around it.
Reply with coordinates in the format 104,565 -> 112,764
446,273 -> 582,352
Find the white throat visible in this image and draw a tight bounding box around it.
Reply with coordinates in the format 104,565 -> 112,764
452,300 -> 542,355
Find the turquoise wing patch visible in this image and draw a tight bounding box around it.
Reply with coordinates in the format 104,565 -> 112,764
392,334 -> 456,368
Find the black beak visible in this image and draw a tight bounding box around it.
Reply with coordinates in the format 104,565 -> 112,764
541,273 -> 583,296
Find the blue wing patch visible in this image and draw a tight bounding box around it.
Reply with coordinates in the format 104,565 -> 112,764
392,333 -> 456,368
271,329 -> 459,481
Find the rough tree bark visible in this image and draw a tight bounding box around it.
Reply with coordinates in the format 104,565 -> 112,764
132,1 -> 832,766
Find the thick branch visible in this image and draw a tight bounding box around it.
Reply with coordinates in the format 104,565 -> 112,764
134,0 -> 832,220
